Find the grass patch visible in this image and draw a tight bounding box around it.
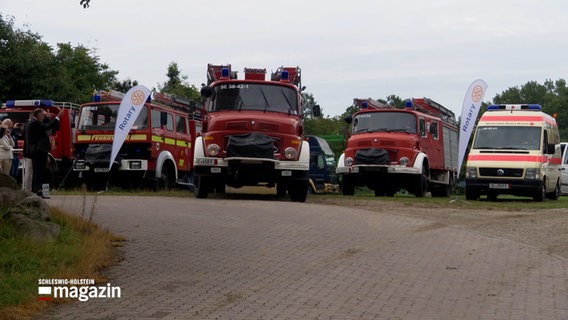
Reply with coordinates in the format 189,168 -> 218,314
0,206 -> 120,320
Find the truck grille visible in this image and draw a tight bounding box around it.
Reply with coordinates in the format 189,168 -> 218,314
479,168 -> 524,177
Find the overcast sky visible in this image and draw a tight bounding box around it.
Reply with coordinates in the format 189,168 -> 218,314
3,0 -> 568,117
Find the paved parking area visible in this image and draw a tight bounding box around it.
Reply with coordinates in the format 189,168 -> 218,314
36,196 -> 568,320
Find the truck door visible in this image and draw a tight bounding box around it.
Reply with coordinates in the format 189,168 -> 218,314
561,142 -> 568,195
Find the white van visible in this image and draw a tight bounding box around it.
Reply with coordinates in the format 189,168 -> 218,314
465,104 -> 561,201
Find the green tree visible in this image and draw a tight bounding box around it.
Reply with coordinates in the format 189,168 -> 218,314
0,14 -> 119,103
158,62 -> 200,102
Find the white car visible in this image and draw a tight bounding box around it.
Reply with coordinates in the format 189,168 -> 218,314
561,142 -> 568,195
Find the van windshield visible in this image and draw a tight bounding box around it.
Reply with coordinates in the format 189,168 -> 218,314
473,126 -> 541,150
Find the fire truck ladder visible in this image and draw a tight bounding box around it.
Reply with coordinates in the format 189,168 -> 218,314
411,98 -> 456,124
270,66 -> 302,87
207,64 -> 238,85
353,98 -> 390,109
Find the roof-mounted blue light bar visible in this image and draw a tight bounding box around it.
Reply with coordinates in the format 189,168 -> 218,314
281,70 -> 289,81
487,104 -> 542,111
5,100 -> 54,107
361,102 -> 368,109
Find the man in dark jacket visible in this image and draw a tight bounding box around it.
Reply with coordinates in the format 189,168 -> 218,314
24,108 -> 64,198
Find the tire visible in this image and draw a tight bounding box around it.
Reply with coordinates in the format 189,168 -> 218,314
289,180 -> 308,202
194,175 -> 209,199
547,180 -> 560,200
413,166 -> 429,197
155,167 -> 171,191
341,176 -> 355,196
465,188 -> 479,201
533,183 -> 546,202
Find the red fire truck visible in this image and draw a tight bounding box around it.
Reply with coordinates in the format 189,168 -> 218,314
1,99 -> 80,187
336,97 -> 459,197
72,90 -> 201,190
193,64 -> 310,202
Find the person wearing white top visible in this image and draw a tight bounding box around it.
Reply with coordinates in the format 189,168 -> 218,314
0,120 -> 15,175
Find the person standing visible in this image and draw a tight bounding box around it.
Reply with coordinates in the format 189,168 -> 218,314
0,119 -> 15,175
24,108 -> 64,198
10,122 -> 24,179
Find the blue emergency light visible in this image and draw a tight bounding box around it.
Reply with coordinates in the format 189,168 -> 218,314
487,104 -> 542,111
93,93 -> 101,102
5,100 -> 54,107
361,102 -> 368,109
221,68 -> 230,78
281,70 -> 289,81
405,100 -> 413,109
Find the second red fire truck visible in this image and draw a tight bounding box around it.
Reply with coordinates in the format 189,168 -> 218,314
72,90 -> 202,190
336,97 -> 459,197
193,64 -> 310,202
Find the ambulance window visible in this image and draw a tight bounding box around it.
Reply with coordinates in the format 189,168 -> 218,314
419,119 -> 427,137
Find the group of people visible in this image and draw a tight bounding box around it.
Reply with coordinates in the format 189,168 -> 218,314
0,108 -> 65,198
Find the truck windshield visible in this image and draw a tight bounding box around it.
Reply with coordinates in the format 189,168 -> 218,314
473,126 -> 541,150
78,105 -> 148,130
352,112 -> 416,134
211,83 -> 298,115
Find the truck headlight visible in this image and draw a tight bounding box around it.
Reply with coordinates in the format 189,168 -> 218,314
466,166 -> 478,178
284,147 -> 297,160
345,157 -> 354,166
525,168 -> 540,180
207,144 -> 220,156
399,156 -> 409,166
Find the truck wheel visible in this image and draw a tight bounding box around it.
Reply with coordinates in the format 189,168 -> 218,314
341,176 -> 355,196
546,180 -> 560,200
289,180 -> 308,202
413,174 -> 428,197
194,176 -> 209,199
465,188 -> 479,201
533,183 -> 546,202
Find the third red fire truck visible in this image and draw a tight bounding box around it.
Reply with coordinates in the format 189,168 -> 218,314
336,97 -> 459,197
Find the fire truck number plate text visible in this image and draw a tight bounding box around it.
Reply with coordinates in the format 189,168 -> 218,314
281,170 -> 292,177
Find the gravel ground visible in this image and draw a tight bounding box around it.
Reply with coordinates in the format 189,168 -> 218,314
307,196 -> 568,260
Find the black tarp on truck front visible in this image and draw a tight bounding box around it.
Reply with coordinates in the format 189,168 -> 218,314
226,132 -> 274,159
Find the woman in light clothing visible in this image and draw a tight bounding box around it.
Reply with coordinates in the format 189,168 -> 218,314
0,119 -> 15,175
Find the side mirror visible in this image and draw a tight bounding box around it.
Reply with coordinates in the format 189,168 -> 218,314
312,104 -> 321,117
344,115 -> 353,124
200,86 -> 214,98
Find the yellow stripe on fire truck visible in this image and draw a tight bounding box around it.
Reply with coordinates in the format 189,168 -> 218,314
77,134 -> 147,142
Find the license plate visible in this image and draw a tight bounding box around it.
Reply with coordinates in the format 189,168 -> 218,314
210,167 -> 221,173
196,158 -> 216,165
489,183 -> 510,189
94,167 -> 109,173
281,170 -> 292,177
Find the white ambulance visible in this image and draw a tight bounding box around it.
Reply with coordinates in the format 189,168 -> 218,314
465,104 -> 561,201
